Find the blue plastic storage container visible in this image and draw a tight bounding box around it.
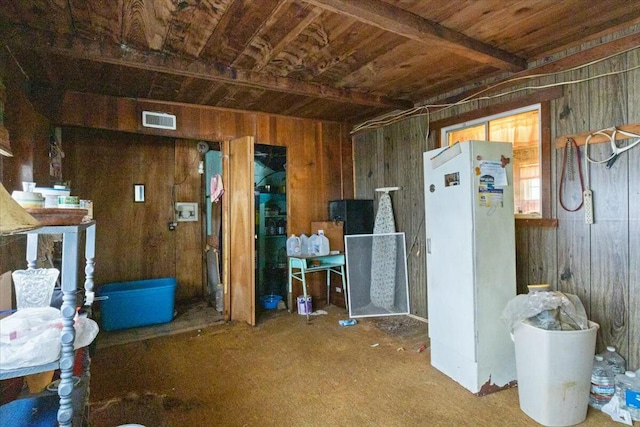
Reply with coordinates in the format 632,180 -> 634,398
99,277 -> 177,331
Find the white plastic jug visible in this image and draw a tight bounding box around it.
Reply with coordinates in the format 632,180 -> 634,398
317,230 -> 330,256
286,234 -> 301,256
300,234 -> 309,256
308,233 -> 319,255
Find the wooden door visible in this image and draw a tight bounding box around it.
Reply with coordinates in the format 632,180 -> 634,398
225,136 -> 256,325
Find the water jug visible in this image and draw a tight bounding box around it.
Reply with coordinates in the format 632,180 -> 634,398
317,230 -> 330,256
615,371 -> 640,421
601,346 -> 626,374
308,233 -> 318,255
589,354 -> 615,409
300,234 -> 309,256
286,234 -> 301,256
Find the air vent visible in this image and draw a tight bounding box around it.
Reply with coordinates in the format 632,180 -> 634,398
142,111 -> 177,130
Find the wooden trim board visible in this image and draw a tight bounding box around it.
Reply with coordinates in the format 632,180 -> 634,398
555,123 -> 640,148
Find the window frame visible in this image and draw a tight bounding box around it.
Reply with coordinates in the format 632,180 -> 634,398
430,88 -> 557,220
441,103 -> 542,217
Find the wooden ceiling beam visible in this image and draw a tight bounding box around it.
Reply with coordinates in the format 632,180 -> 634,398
303,0 -> 527,72
1,27 -> 413,110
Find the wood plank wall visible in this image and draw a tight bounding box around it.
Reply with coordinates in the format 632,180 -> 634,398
62,128 -> 182,292
57,93 -> 352,305
353,48 -> 640,370
0,56 -> 52,277
353,118 -> 429,316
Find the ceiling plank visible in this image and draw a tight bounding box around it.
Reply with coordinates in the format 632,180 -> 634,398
302,0 -> 526,71
0,27 -> 412,110
251,5 -> 323,71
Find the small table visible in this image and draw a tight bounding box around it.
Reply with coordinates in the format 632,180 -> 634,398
288,253 -> 347,320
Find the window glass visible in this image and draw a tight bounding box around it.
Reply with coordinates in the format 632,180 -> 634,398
442,105 -> 541,216
448,124 -> 485,146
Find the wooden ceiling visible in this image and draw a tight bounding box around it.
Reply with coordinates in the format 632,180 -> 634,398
1,0 -> 640,125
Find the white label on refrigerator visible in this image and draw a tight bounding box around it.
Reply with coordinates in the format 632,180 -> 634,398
478,174 -> 504,208
478,161 -> 508,186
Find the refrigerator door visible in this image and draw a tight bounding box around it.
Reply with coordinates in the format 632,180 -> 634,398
424,140 -> 517,394
424,143 -> 476,361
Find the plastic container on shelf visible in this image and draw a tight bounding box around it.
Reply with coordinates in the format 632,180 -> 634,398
316,230 -> 330,256
589,354 -> 615,410
308,233 -> 318,255
286,234 -> 301,256
615,371 -> 640,421
266,219 -> 276,236
600,346 -> 626,374
11,191 -> 44,208
300,234 -> 309,256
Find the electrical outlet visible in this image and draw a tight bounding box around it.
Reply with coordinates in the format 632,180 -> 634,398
583,190 -> 594,224
175,202 -> 198,222
336,287 -> 342,293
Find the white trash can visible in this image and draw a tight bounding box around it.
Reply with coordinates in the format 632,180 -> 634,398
513,320 -> 599,427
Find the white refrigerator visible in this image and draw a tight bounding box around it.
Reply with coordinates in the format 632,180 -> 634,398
423,140 -> 517,395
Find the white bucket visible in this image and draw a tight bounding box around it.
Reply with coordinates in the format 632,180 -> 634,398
297,295 -> 312,315
513,320 -> 599,427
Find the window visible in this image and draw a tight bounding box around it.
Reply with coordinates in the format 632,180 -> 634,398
442,105 -> 542,217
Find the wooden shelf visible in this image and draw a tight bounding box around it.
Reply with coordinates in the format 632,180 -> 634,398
0,222 -> 96,427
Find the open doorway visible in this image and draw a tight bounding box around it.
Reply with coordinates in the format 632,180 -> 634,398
254,144 -> 287,316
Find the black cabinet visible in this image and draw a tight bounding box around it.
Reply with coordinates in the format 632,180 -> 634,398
329,199 -> 374,235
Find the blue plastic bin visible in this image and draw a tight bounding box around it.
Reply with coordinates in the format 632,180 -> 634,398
98,277 -> 177,331
0,395 -> 58,427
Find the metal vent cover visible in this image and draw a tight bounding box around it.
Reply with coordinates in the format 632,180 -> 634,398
142,111 -> 176,130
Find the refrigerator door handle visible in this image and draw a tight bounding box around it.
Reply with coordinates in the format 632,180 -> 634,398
427,238 -> 431,254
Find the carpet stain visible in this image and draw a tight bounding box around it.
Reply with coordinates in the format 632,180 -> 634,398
89,392 -> 168,427
163,395 -> 206,412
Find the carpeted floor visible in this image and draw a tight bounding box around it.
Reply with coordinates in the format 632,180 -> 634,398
88,304 -> 614,427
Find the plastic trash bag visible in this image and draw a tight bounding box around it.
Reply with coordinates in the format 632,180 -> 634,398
502,290 -> 589,332
73,316 -> 99,349
0,307 -> 63,369
0,307 -> 100,370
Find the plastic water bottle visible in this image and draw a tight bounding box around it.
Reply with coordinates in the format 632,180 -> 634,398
589,355 -> 615,409
601,346 -> 626,374
286,234 -> 301,256
615,371 -> 640,421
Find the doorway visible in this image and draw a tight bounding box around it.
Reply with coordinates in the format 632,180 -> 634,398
254,144 -> 287,313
